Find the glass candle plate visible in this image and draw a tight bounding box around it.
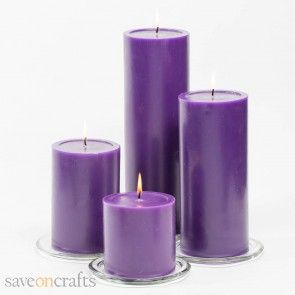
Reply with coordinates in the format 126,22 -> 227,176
176,238 -> 264,266
36,235 -> 103,263
88,257 -> 191,286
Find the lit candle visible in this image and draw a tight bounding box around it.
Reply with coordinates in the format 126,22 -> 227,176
103,174 -> 176,278
124,23 -> 189,234
52,129 -> 120,254
179,88 -> 248,257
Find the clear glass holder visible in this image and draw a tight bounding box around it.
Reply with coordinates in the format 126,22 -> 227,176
176,238 -> 264,266
88,257 -> 191,286
36,235 -> 103,263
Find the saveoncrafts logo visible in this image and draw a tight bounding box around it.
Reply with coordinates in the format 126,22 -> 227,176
4,271 -> 96,288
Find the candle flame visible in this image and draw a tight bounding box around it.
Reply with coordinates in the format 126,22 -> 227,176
211,72 -> 216,99
155,8 -> 160,34
83,120 -> 87,147
137,173 -> 143,199
211,72 -> 216,90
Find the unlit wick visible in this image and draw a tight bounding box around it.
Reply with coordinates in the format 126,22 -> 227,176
211,88 -> 215,100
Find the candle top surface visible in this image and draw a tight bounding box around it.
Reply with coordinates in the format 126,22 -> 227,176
53,139 -> 120,154
125,28 -> 188,40
104,192 -> 175,209
179,90 -> 248,103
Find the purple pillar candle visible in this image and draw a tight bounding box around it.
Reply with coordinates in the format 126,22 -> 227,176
179,90 -> 248,257
52,139 -> 120,254
103,190 -> 175,278
124,28 -> 189,233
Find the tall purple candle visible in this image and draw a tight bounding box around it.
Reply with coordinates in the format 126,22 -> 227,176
124,28 -> 189,233
179,90 -> 248,257
52,139 -> 120,254
103,190 -> 175,279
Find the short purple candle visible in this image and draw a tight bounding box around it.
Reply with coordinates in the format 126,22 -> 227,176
179,90 -> 248,257
103,189 -> 175,279
124,28 -> 189,233
52,139 -> 120,254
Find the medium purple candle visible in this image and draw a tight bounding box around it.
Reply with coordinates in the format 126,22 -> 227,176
52,139 -> 120,254
103,177 -> 175,278
179,90 -> 248,257
124,28 -> 189,233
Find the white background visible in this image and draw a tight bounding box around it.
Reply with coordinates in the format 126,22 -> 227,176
0,0 -> 294,294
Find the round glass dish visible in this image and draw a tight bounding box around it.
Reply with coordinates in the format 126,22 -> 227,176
176,238 -> 264,266
36,235 -> 103,263
88,257 -> 191,286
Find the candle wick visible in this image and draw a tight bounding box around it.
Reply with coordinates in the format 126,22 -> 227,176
83,137 -> 87,149
211,88 -> 215,100
137,191 -> 141,199
156,26 -> 159,34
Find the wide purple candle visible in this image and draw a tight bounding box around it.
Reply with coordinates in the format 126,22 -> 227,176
124,28 -> 189,233
179,90 -> 248,257
52,139 -> 120,254
103,191 -> 175,279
